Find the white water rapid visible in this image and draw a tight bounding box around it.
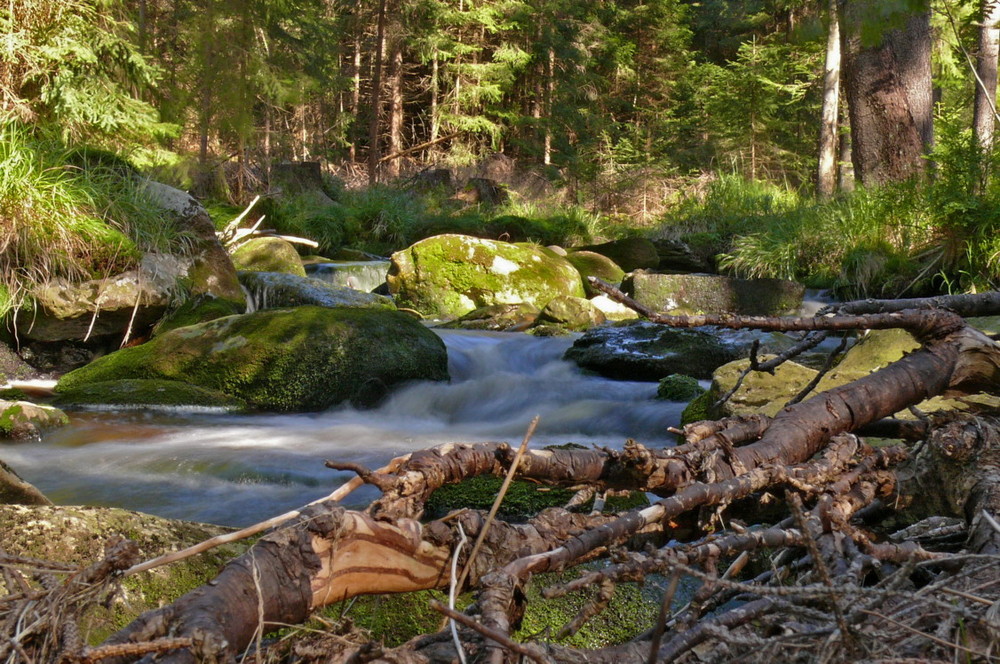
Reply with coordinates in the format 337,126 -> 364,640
5,330 -> 683,527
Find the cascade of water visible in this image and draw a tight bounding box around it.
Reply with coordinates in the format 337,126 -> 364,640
6,330 -> 682,526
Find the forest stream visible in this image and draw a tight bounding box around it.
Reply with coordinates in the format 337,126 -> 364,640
5,330 -> 682,526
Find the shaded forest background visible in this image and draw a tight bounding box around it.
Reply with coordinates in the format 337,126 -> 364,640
2,0 -> 999,306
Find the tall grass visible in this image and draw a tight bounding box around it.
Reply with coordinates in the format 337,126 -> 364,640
0,121 -> 187,317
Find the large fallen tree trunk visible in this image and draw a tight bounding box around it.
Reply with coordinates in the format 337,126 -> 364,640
15,290 -> 1000,664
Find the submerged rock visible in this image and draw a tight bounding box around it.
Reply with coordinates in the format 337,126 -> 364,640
387,234 -> 585,319
624,271 -> 805,316
56,307 -> 449,412
564,321 -> 739,381
239,271 -> 395,311
230,236 -> 307,277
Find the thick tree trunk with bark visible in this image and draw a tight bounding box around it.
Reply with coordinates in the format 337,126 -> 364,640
840,0 -> 933,185
817,0 -> 841,199
15,291 -> 997,664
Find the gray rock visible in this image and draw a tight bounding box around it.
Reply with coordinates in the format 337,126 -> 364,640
535,296 -> 606,332
239,271 -> 395,311
564,321 -> 740,381
624,271 -> 805,316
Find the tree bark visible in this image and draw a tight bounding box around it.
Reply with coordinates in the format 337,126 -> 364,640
367,0 -> 388,186
840,0 -> 933,185
974,0 -> 1000,157
817,0 -> 841,199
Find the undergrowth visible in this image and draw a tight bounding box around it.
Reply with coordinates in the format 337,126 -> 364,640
0,121 -> 191,318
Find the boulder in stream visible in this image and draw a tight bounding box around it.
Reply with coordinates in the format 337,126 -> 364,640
56,306 -> 448,412
624,271 -> 805,316
387,234 -> 585,319
564,321 -> 740,381
0,399 -> 69,440
238,271 -> 395,311
572,237 -> 660,272
230,236 -> 307,277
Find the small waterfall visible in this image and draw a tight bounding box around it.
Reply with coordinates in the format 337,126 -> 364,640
305,261 -> 391,293
10,330 -> 682,526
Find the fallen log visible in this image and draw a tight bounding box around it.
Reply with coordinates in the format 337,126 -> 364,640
71,290 -> 1000,663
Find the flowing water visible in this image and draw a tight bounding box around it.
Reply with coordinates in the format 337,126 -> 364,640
5,330 -> 683,527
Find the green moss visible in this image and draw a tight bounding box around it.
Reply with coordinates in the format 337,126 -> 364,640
514,565 -> 661,648
657,374 -> 705,402
54,379 -> 247,411
0,505 -> 246,643
322,589 -> 454,647
0,388 -> 27,401
680,390 -> 713,425
56,307 -> 448,412
231,237 -> 307,277
152,295 -> 245,337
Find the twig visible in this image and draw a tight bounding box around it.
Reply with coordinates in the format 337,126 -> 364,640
456,416 -> 539,592
449,522 -> 469,664
647,569 -> 681,664
428,600 -> 550,664
860,609 -> 998,661
74,638 -> 193,663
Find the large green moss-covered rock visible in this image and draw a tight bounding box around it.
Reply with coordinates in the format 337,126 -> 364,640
387,234 -> 585,319
0,504 -> 245,642
231,237 -> 307,277
56,307 -> 449,412
699,356 -> 819,419
0,400 -> 69,439
624,271 -> 805,316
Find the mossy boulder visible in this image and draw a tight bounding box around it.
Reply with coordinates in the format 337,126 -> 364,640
624,271 -> 805,316
0,504 -> 245,642
0,400 -> 69,439
702,356 -> 819,418
152,295 -> 245,337
565,251 -> 626,295
534,295 -> 606,332
814,329 -> 919,392
231,237 -> 307,277
575,237 -> 660,272
238,271 -> 395,311
387,234 -> 585,319
564,321 -> 739,381
56,307 -> 449,412
54,379 -> 247,412
657,374 -> 705,401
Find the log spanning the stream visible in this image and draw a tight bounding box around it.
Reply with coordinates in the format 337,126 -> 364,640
91,291 -> 1000,664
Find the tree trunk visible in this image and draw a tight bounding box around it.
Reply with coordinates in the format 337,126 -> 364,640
974,0 -> 1000,178
817,0 -> 841,199
840,0 -> 933,185
367,0 -> 388,186
386,39 -> 404,179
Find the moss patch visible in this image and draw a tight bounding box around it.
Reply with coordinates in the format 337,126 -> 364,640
231,237 -> 306,277
0,504 -> 245,643
56,307 -> 448,412
152,295 -> 245,337
657,374 -> 705,401
387,234 -> 585,319
54,379 -> 247,411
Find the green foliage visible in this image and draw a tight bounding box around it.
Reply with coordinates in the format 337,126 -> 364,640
0,0 -> 171,145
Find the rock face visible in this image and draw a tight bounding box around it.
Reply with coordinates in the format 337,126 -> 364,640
387,234 -> 585,319
56,307 -> 449,412
575,238 -> 660,272
239,271 -> 396,312
230,237 -> 307,277
564,321 -> 740,380
0,400 -> 69,439
12,182 -> 244,348
624,271 -> 805,316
